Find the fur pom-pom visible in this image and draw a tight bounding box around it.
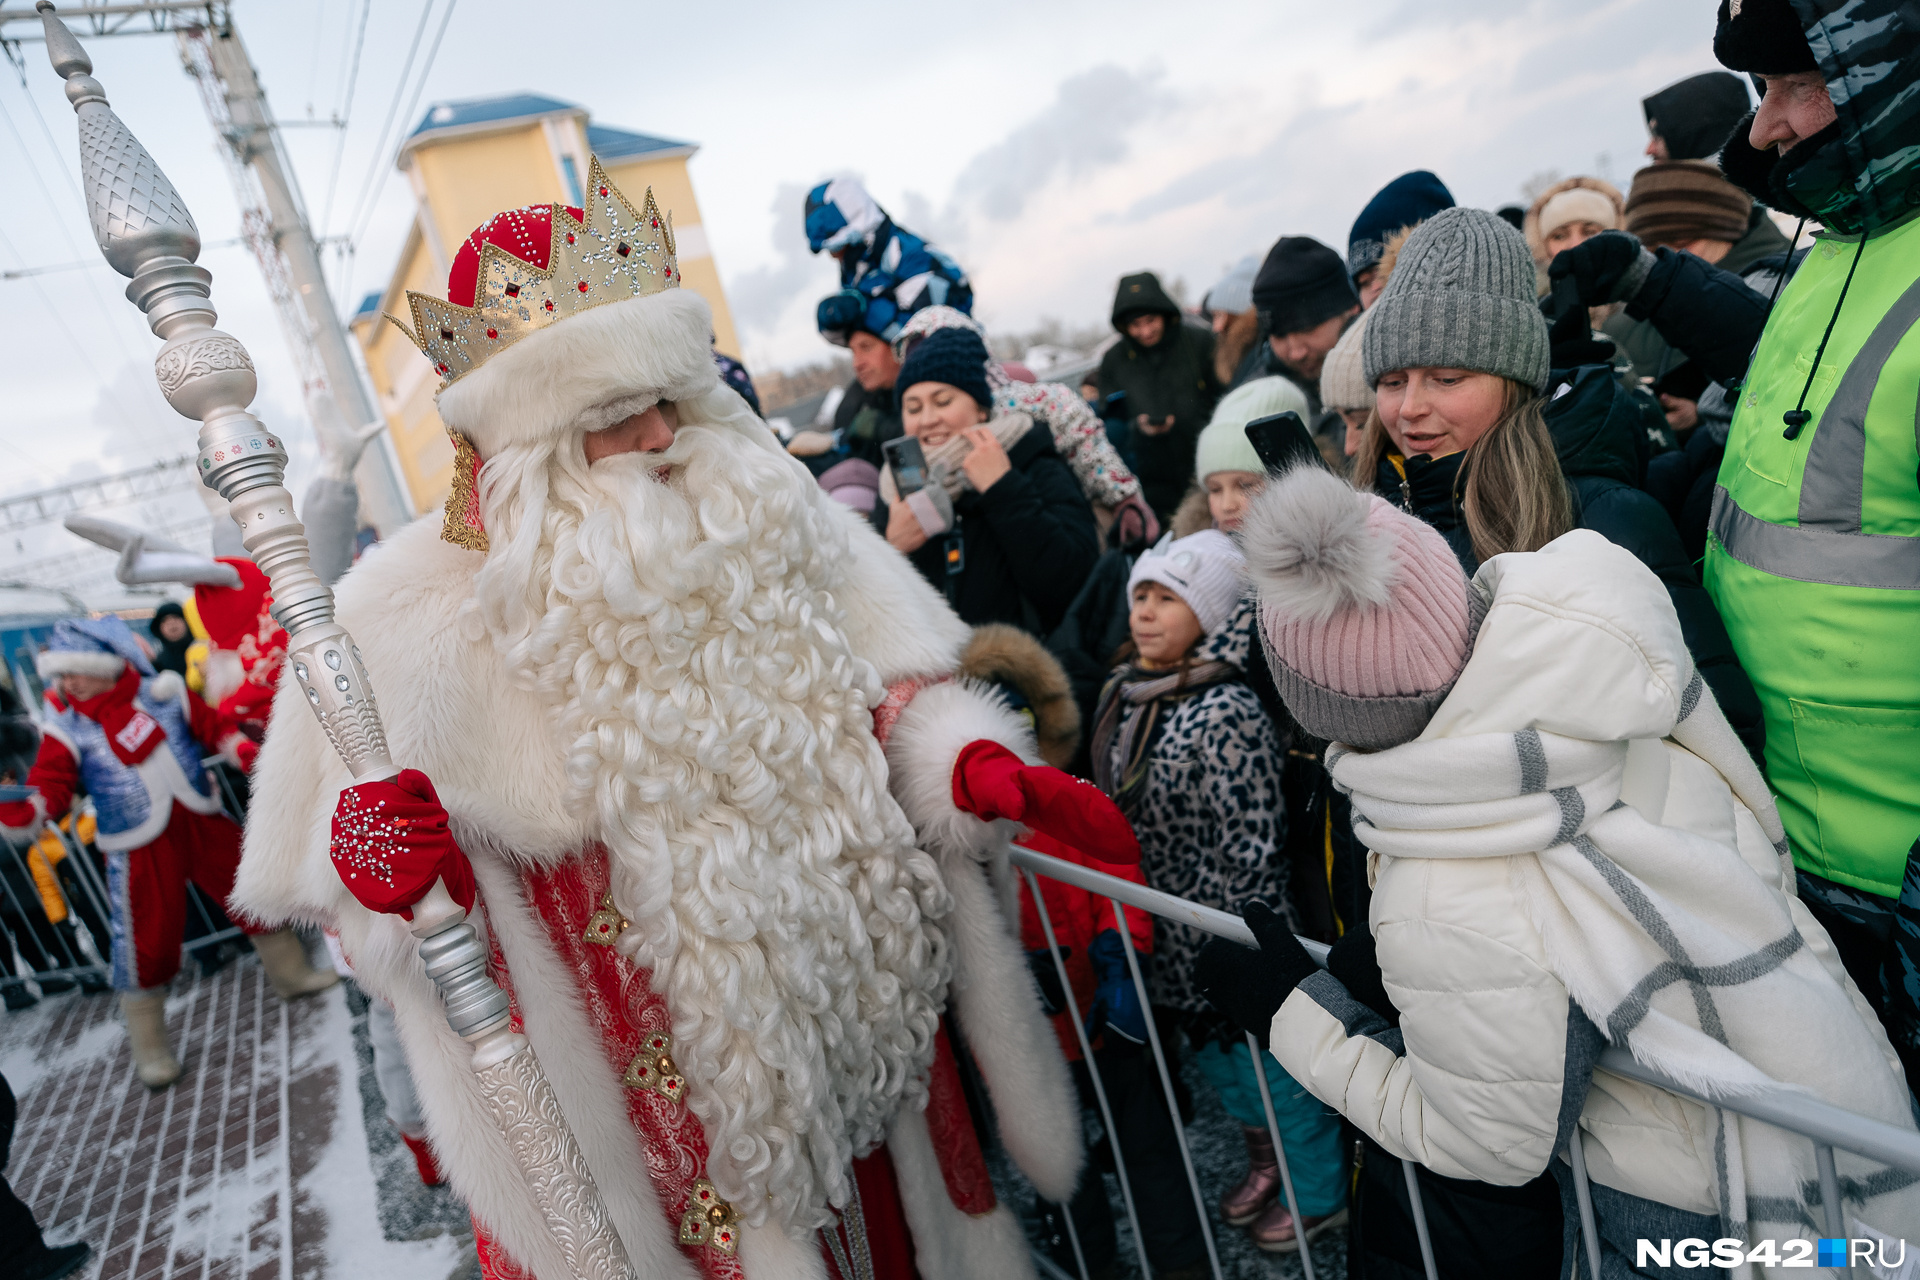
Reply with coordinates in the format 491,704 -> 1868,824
1239,467 -> 1398,624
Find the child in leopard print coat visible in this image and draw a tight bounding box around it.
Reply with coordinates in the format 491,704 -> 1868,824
1089,530 -> 1347,1253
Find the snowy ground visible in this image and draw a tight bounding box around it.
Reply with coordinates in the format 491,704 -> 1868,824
1,953 -> 472,1280
6,952 -> 1346,1280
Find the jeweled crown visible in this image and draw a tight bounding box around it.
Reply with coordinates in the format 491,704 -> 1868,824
386,156 -> 679,389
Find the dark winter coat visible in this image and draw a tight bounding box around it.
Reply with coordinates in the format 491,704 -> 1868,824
1370,367 -> 1766,760
1600,213 -> 1790,385
873,419 -> 1098,635
1622,240 -> 1810,561
1613,242 -> 1780,390
832,378 -> 902,469
1046,550 -> 1137,778
1096,275 -> 1221,519
1644,382 -> 1736,565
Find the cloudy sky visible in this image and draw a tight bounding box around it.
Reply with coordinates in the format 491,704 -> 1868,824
0,0 -> 1723,530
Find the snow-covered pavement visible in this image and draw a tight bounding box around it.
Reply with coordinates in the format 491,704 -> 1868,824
2,954 -> 473,1280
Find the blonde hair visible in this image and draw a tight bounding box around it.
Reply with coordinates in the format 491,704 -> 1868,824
1353,377 -> 1572,563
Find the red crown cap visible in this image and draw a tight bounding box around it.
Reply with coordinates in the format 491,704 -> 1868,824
446,204 -> 586,308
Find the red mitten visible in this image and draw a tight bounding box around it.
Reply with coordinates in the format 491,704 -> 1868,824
951,740 -> 1141,864
329,769 -> 477,920
232,738 -> 259,774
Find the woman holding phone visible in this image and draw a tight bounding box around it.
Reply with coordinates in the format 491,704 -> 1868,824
874,326 -> 1099,633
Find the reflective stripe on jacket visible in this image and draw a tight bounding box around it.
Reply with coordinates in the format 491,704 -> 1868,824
1705,218 -> 1920,899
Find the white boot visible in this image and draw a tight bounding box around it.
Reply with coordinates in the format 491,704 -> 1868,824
252,928 -> 340,999
120,988 -> 181,1089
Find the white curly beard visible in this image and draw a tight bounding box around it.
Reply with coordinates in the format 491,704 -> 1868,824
468,402 -> 950,1231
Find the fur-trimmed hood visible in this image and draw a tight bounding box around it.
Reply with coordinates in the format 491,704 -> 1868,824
436,288 -> 723,461
958,625 -> 1080,769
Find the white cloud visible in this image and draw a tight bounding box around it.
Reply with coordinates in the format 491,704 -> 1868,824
952,64 -> 1176,222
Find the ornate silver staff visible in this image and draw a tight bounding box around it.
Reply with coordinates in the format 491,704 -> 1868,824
34,7 -> 634,1276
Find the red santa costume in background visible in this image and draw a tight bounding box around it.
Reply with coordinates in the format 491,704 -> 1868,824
236,162 -> 1130,1280
1,617 -> 334,1089
191,556 -> 289,739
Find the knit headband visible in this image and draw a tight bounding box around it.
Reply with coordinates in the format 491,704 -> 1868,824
1538,188 -> 1618,237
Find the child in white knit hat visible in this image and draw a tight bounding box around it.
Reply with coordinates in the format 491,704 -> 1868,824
1092,529 -> 1349,1251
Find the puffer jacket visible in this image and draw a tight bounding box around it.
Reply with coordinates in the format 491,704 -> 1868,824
1264,532 -> 1912,1273
1545,365 -> 1765,761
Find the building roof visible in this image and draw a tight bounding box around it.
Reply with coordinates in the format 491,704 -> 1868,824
408,93 -> 581,140
585,123 -> 696,162
403,95 -> 696,162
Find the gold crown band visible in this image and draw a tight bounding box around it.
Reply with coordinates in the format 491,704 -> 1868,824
386,155 -> 680,390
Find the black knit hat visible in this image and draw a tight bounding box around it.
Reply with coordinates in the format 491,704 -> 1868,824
1714,0 -> 1817,75
895,326 -> 995,412
1252,237 -> 1359,337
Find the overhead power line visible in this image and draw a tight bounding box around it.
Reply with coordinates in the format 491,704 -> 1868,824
340,0 -> 434,250
354,0 -> 455,249
1,236 -> 255,279
319,0 -> 370,239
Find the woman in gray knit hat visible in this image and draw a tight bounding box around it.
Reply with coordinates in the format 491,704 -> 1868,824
1351,207 -> 1766,759
1353,206 -> 1574,569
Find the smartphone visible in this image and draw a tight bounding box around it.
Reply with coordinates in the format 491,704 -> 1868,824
882,435 -> 930,496
1244,411 -> 1322,475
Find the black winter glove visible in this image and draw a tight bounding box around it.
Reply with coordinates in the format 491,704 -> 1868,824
1027,948 -> 1070,1017
1195,902 -> 1319,1040
1547,229 -> 1657,307
1325,929 -> 1398,1028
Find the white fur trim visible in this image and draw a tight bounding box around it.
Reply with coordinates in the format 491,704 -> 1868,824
149,670 -> 186,704
734,1224 -> 829,1280
92,726 -> 225,853
940,850 -> 1083,1203
200,649 -> 244,712
810,494 -> 972,684
216,732 -> 249,771
35,649 -> 126,680
888,1106 -> 1038,1280
337,855 -> 699,1280
1,791 -> 48,840
1240,466 -> 1396,624
436,290 -> 722,461
883,679 -> 1039,865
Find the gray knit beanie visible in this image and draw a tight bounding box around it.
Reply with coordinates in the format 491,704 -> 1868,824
1362,207 -> 1550,393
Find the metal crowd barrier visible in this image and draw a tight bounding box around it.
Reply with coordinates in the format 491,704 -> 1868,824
1010,844 -> 1920,1280
0,756 -> 252,997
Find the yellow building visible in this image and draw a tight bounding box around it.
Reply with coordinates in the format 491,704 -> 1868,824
351,94 -> 740,511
